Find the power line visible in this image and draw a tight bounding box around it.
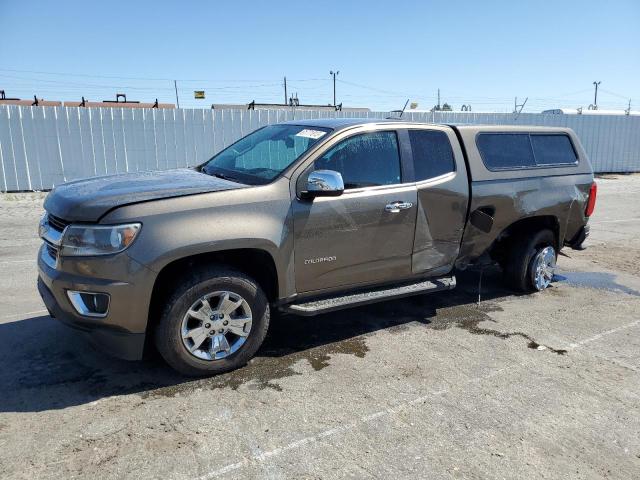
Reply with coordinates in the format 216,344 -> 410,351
0,67 -> 277,83
2,67 -> 635,111
554,88 -> 594,97
0,74 -> 293,92
0,75 -> 174,91
3,67 -> 629,103
337,79 -> 416,98
599,88 -> 632,100
0,67 -> 331,85
338,78 -> 625,105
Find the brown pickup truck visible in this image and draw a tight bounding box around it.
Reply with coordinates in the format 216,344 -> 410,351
38,119 -> 596,375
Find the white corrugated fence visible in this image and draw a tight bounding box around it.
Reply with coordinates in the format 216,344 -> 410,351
1,105 -> 638,191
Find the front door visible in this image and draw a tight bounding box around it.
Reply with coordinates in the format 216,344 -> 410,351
293,130 -> 417,293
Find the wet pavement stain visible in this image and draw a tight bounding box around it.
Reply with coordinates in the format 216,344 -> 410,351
426,301 -> 567,355
4,268 -> 575,411
553,272 -> 640,297
1,312 -> 375,409
143,335 -> 369,397
304,336 -> 368,371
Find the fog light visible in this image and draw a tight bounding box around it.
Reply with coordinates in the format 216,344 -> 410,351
67,290 -> 110,318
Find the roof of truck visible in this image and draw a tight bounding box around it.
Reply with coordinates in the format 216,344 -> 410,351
282,118 -> 389,129
283,118 -> 573,134
453,124 -> 574,133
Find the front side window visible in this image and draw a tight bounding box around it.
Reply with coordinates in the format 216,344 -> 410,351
202,124 -> 330,185
314,131 -> 401,189
409,130 -> 455,180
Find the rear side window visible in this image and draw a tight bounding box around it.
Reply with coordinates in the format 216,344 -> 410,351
530,134 -> 577,165
477,134 -> 536,169
477,133 -> 578,170
409,130 -> 455,180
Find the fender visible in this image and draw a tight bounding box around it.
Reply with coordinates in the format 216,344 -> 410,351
101,178 -> 297,298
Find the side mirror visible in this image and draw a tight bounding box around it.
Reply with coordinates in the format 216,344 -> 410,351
302,170 -> 344,198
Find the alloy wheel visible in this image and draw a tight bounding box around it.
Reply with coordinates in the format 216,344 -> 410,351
180,291 -> 253,361
531,246 -> 556,291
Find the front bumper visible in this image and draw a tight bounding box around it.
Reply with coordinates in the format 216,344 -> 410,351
37,245 -> 156,360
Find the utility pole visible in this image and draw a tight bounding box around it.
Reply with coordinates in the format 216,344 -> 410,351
174,80 -> 180,109
593,81 -> 601,109
330,70 -> 339,106
437,88 -> 441,109
284,76 -> 287,105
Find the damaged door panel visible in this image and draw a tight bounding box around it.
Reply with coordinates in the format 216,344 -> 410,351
408,127 -> 469,275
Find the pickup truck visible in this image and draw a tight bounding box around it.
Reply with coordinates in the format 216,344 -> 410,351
37,119 -> 597,375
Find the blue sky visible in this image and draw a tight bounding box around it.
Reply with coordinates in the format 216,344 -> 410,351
1,0 -> 638,112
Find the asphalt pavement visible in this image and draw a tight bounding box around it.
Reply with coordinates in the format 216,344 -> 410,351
0,175 -> 639,479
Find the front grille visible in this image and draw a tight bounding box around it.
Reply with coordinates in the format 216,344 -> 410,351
47,214 -> 70,232
40,213 -> 68,268
45,242 -> 59,260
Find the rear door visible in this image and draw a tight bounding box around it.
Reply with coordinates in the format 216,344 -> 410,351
292,128 -> 418,293
407,127 -> 469,275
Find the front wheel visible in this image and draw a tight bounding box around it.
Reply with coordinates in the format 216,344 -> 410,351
503,229 -> 557,293
155,267 -> 270,376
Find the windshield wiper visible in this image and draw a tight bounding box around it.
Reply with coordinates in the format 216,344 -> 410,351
211,172 -> 241,183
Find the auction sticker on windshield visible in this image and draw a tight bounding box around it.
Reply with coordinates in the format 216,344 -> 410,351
296,129 -> 327,139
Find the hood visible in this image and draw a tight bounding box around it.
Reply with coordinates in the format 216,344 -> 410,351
44,168 -> 245,222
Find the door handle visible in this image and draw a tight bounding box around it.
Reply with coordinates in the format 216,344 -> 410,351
385,201 -> 413,213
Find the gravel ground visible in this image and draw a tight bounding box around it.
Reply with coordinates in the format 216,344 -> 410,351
0,175 -> 639,479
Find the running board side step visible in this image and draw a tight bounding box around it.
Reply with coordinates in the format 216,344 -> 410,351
280,276 -> 456,316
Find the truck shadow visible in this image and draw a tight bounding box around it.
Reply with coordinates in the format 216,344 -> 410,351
0,268 -> 547,412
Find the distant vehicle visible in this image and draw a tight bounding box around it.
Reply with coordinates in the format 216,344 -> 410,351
542,108 -> 639,116
37,119 -> 596,376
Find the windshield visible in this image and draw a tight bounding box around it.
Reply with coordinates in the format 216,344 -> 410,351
201,124 -> 331,185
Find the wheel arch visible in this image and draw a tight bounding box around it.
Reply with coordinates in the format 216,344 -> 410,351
489,215 -> 560,263
146,247 -> 279,337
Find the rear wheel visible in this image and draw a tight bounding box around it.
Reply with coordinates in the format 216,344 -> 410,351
155,267 -> 270,376
503,229 -> 557,293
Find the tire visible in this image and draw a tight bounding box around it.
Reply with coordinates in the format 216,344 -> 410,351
503,229 -> 557,293
155,266 -> 270,376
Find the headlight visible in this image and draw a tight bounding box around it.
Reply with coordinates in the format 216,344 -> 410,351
60,223 -> 141,256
